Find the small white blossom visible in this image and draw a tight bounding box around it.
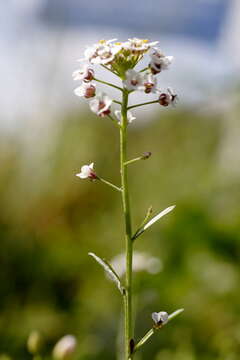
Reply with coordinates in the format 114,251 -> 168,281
84,39 -> 121,65
122,38 -> 158,54
114,110 -> 136,124
152,311 -> 169,325
149,48 -> 173,74
74,82 -> 96,99
53,335 -> 77,360
142,73 -> 158,94
159,88 -> 178,107
123,70 -> 145,91
72,64 -> 94,82
89,92 -> 112,117
76,163 -> 97,180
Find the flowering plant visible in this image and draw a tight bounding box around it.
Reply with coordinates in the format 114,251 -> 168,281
73,38 -> 183,360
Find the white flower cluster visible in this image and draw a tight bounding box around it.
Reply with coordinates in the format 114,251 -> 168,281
73,37 -> 177,125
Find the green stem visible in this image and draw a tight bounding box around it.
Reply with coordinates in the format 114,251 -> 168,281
128,100 -> 159,110
113,100 -> 122,105
124,157 -> 142,166
94,78 -> 123,92
101,64 -> 119,76
120,89 -> 133,360
107,114 -> 121,128
133,309 -> 184,353
139,67 -> 149,72
98,177 -> 122,192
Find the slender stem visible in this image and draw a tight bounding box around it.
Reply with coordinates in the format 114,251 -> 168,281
101,64 -> 119,76
133,309 -> 184,353
113,100 -> 122,105
124,157 -> 142,166
120,89 -> 133,360
98,177 -> 122,192
128,100 -> 159,110
139,67 -> 149,72
94,77 -> 123,92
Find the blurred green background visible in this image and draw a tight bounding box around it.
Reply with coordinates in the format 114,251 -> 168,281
2,1 -> 240,359
1,101 -> 240,359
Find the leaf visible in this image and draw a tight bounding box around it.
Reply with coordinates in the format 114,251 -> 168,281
168,308 -> 184,322
132,205 -> 175,240
88,252 -> 124,294
144,205 -> 175,230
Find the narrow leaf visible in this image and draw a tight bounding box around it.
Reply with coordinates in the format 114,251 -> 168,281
144,205 -> 175,230
140,205 -> 153,228
133,205 -> 175,240
88,252 -> 124,294
168,308 -> 184,321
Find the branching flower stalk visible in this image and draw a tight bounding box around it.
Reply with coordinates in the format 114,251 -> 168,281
73,37 -> 183,360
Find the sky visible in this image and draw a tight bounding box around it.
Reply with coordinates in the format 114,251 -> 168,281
0,0 -> 238,130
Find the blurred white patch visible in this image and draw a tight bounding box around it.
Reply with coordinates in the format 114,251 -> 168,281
111,251 -> 162,277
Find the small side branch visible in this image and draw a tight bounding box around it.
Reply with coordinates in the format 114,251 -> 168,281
107,114 -> 121,128
101,64 -> 119,76
128,100 -> 159,110
94,78 -> 123,92
133,309 -> 184,353
113,100 -> 122,105
124,152 -> 152,166
98,177 -> 122,192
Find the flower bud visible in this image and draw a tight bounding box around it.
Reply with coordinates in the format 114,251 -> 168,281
142,151 -> 152,160
159,93 -> 171,107
159,88 -> 178,107
74,83 -> 96,99
27,330 -> 42,355
152,311 -> 169,327
53,335 -> 77,360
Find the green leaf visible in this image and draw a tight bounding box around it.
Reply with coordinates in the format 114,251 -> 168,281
88,252 -> 124,294
132,205 -> 175,240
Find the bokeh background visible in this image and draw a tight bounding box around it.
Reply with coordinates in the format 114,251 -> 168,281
1,1 -> 240,359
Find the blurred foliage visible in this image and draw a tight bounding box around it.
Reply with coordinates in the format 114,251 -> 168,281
0,107 -> 240,360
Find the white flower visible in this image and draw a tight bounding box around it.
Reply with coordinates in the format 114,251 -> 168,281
89,92 -> 112,117
122,38 -> 158,54
76,163 -> 97,180
159,88 -> 178,107
84,39 -> 121,65
74,82 -> 96,99
114,110 -> 136,124
53,335 -> 77,360
149,48 -> 173,74
72,64 -> 94,82
123,69 -> 145,91
142,73 -> 158,94
152,311 -> 169,326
